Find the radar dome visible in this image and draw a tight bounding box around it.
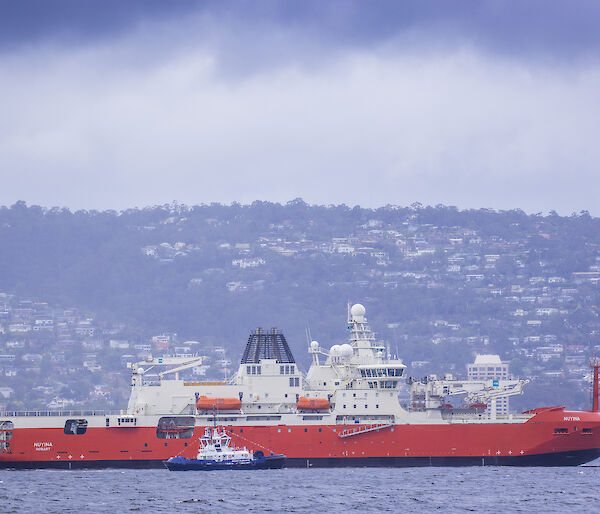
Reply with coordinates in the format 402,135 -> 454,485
330,345 -> 341,356
310,341 -> 319,351
351,303 -> 366,318
137,367 -> 145,375
339,343 -> 353,358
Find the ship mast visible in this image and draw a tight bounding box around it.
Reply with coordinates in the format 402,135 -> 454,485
591,357 -> 600,413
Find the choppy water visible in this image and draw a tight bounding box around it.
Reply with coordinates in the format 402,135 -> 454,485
0,466 -> 598,513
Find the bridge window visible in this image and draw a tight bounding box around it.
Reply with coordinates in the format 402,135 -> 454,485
246,365 -> 261,375
361,368 -> 403,378
553,428 -> 568,434
582,428 -> 592,434
0,421 -> 13,452
64,419 -> 88,435
118,417 -> 137,426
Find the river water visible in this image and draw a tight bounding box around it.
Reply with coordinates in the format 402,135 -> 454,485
1,465 -> 598,512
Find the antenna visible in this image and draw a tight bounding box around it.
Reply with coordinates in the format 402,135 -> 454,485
590,356 -> 599,413
305,323 -> 313,346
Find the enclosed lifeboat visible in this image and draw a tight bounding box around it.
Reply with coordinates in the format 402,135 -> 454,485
196,396 -> 242,411
469,402 -> 488,409
296,397 -> 330,411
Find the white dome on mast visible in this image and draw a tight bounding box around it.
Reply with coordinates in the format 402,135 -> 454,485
339,344 -> 353,359
350,303 -> 366,321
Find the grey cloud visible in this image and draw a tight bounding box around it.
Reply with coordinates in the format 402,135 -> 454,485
2,0 -> 600,63
1,1 -> 599,215
1,41 -> 599,215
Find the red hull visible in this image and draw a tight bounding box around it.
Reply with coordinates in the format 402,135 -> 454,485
2,409 -> 599,468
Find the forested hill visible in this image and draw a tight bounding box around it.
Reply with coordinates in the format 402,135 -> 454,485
1,200 -> 600,409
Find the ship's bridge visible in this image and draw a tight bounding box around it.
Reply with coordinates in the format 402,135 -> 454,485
305,304 -> 406,393
357,364 -> 405,378
355,362 -> 406,390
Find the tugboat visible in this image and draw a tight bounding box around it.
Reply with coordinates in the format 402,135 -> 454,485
164,424 -> 286,471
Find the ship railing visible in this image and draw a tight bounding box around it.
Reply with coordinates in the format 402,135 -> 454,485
338,423 -> 394,438
0,410 -> 123,417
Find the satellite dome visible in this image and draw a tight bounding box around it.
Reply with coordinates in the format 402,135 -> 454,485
339,343 -> 353,358
137,367 -> 145,375
310,341 -> 319,351
351,303 -> 366,318
330,345 -> 341,356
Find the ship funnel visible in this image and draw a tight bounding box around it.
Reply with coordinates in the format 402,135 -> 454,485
241,327 -> 295,364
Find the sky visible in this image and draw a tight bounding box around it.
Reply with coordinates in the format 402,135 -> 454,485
1,0 -> 600,214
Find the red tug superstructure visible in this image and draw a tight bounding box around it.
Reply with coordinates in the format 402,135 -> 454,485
1,304 -> 599,468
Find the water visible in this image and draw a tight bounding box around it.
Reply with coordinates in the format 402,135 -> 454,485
0,467 -> 598,512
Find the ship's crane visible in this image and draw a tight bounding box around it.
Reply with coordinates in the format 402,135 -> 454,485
440,379 -> 529,405
128,355 -> 205,384
409,375 -> 529,413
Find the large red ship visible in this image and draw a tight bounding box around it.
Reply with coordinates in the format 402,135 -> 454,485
1,304 -> 599,468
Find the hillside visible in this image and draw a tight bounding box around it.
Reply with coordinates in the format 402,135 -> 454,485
1,200 -> 599,411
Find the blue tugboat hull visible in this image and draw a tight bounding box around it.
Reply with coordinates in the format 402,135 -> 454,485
164,455 -> 286,471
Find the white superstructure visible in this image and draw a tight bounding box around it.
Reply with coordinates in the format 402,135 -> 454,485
122,303 -> 529,427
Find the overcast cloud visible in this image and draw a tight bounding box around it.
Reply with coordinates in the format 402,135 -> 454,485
1,1 -> 599,214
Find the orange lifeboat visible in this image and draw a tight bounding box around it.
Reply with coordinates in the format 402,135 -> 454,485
469,402 -> 488,409
196,396 -> 242,411
296,397 -> 330,411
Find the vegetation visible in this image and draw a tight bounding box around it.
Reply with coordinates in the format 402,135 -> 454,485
1,200 -> 599,410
